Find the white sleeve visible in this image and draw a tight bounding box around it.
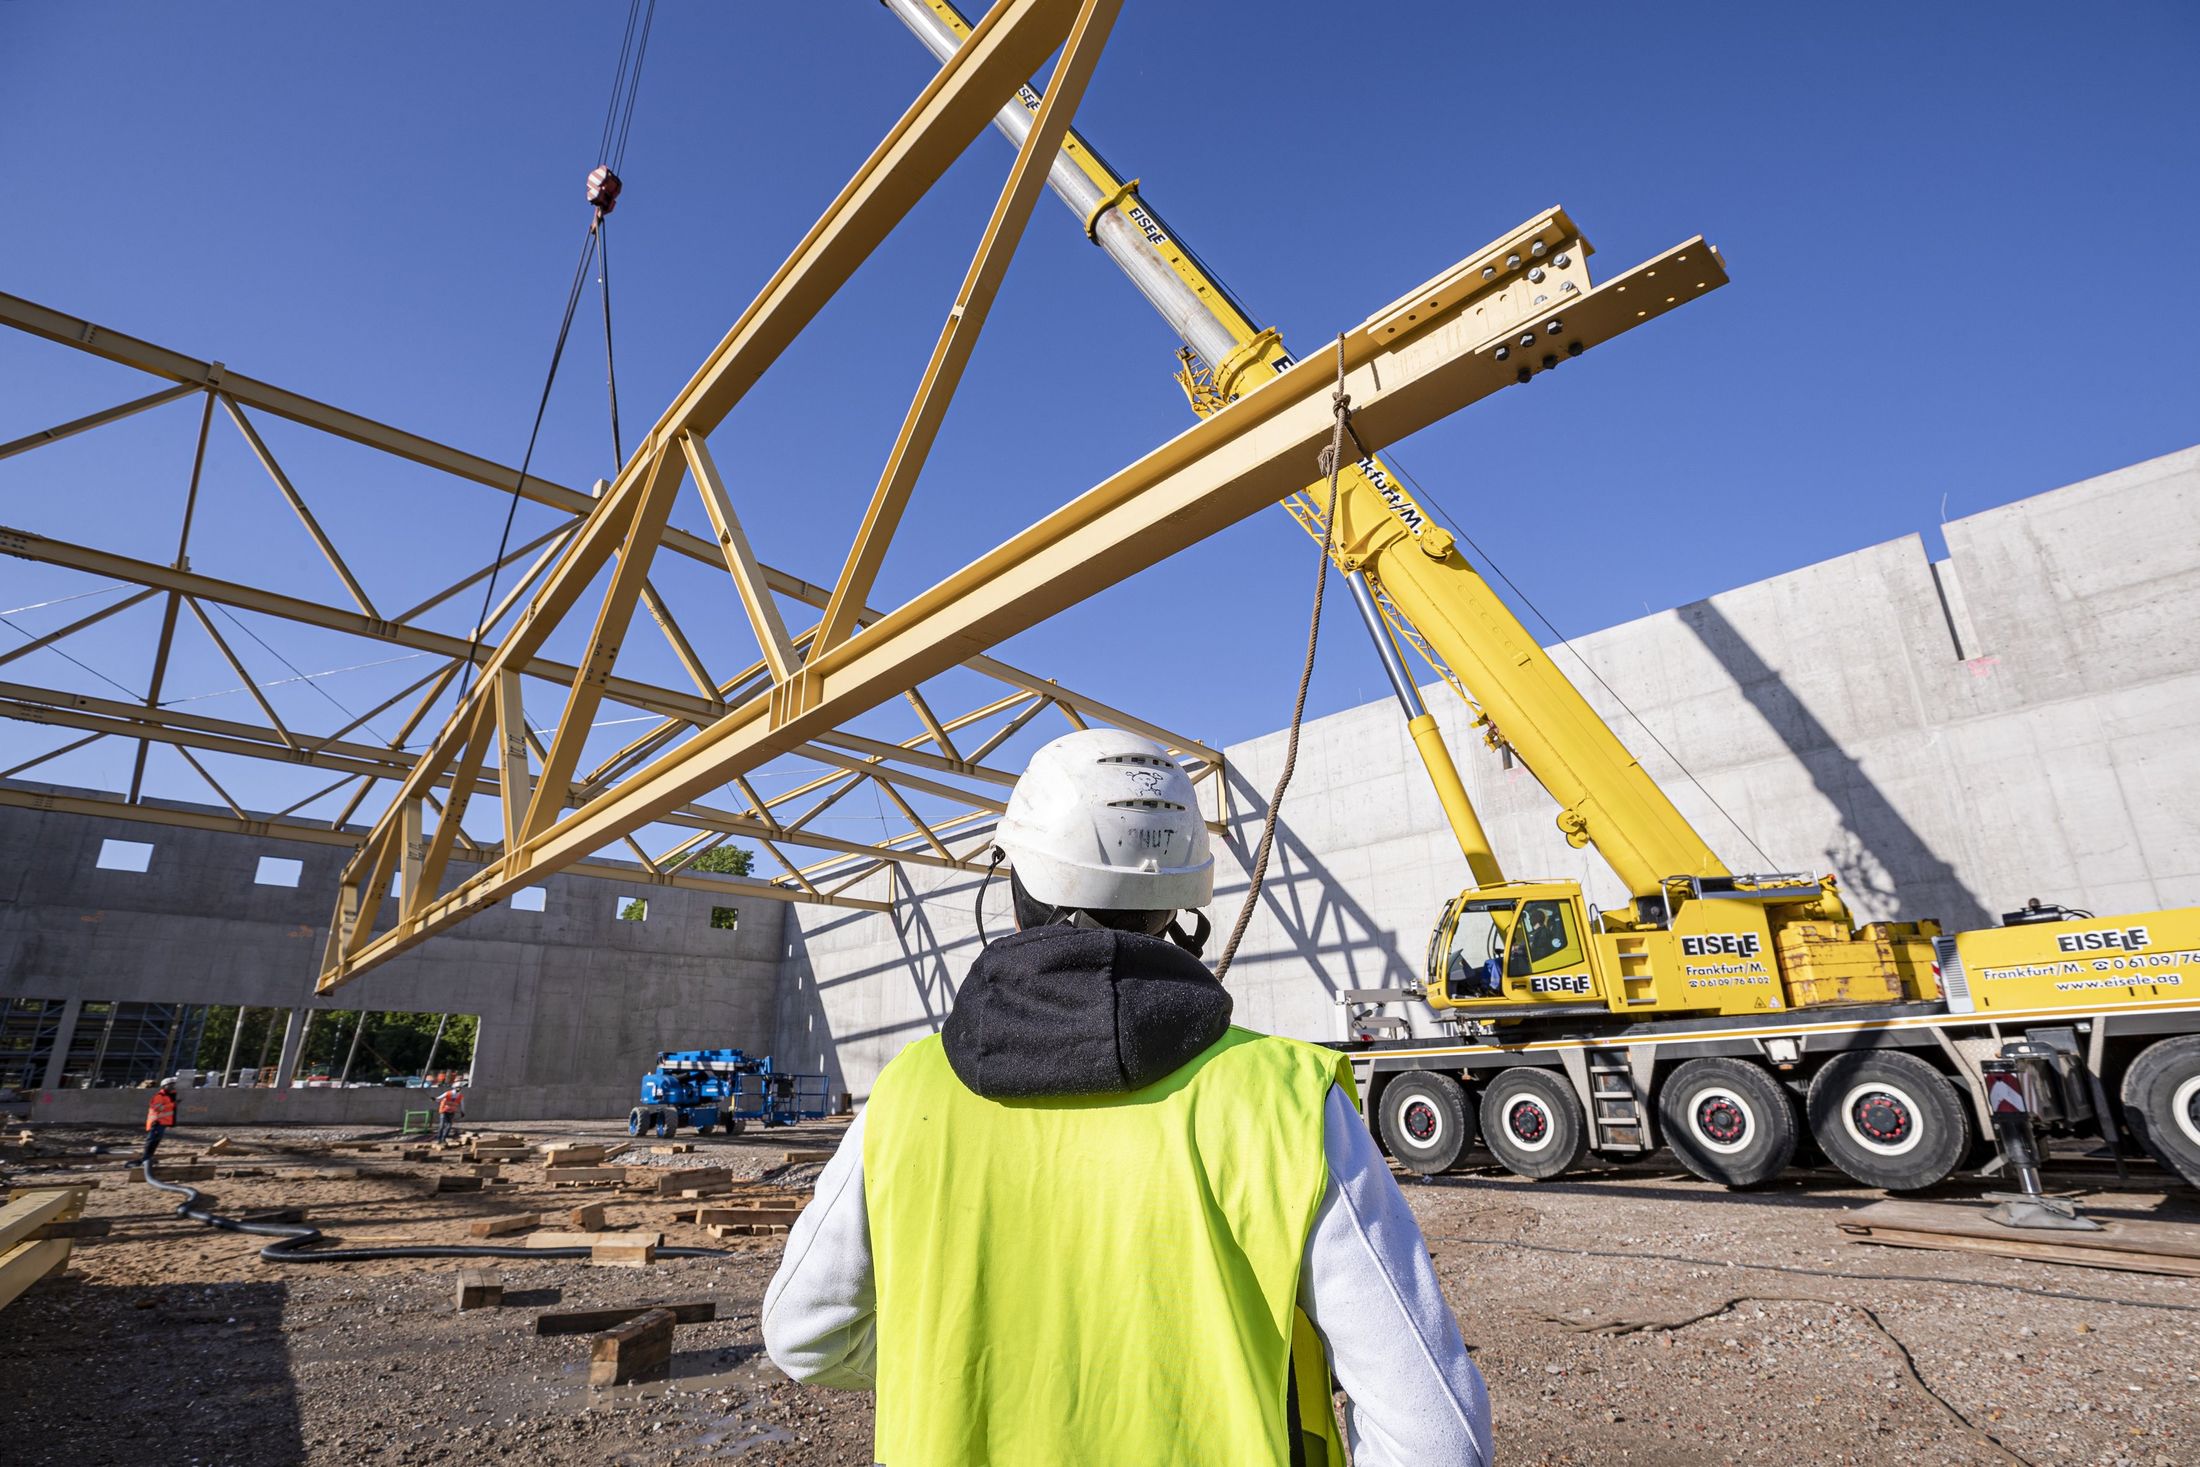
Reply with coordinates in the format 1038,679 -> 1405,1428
760,1109 -> 877,1390
1300,1083 -> 1491,1467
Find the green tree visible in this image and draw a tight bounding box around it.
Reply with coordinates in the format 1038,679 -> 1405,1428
617,898 -> 649,921
692,844 -> 755,877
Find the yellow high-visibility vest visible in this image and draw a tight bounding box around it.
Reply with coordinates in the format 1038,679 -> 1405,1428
864,1025 -> 1354,1465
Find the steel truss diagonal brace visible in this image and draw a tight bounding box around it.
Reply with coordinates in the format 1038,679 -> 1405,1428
320,208 -> 1728,988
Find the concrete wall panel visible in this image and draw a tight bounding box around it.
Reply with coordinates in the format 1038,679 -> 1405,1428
0,801 -> 787,1124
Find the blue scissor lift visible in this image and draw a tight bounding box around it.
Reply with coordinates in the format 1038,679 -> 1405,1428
629,1048 -> 832,1139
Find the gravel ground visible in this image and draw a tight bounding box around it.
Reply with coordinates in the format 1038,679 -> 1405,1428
4,1119 -> 2195,1465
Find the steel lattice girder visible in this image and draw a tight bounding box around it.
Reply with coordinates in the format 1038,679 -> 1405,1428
314,0 -> 1727,989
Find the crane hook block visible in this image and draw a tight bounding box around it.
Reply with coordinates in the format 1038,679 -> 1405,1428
587,166 -> 623,215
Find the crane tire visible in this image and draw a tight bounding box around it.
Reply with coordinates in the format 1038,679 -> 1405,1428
1806,1051 -> 1971,1192
627,1108 -> 646,1137
728,1117 -> 747,1137
1479,1067 -> 1587,1181
2120,1035 -> 2200,1189
654,1111 -> 678,1140
1657,1057 -> 1799,1189
1378,1070 -> 1473,1175
695,1124 -> 715,1136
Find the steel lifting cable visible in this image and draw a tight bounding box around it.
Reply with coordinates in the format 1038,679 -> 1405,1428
454,0 -> 658,705
592,0 -> 656,471
1212,336 -> 1351,980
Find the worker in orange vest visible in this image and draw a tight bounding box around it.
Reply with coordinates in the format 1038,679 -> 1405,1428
434,1082 -> 465,1143
137,1077 -> 179,1167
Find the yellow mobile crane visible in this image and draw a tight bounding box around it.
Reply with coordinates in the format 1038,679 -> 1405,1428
888,0 -> 2200,1196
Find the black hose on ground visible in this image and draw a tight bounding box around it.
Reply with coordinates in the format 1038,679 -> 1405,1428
141,1163 -> 731,1265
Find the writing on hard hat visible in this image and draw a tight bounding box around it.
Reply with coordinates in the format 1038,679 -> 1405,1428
995,729 -> 1212,914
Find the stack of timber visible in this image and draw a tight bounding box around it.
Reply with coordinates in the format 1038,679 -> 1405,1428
544,1144 -> 626,1188
652,1167 -> 731,1198
525,1228 -> 663,1267
546,1167 -> 627,1187
1839,1200 -> 2200,1277
1,1186 -> 87,1312
688,1201 -> 802,1238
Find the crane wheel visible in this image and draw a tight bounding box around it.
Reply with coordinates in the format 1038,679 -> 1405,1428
1657,1057 -> 1798,1189
654,1111 -> 678,1140
1805,1051 -> 1971,1192
1377,1071 -> 1473,1174
627,1108 -> 646,1137
2120,1035 -> 2200,1189
728,1117 -> 747,1137
1478,1067 -> 1586,1181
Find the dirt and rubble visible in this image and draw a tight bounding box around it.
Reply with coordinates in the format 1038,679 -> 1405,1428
4,1118 -> 2195,1466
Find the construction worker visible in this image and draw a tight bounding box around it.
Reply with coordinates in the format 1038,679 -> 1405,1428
434,1081 -> 464,1143
137,1076 -> 179,1166
763,729 -> 1489,1465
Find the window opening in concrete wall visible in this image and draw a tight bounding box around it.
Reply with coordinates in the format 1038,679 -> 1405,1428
251,1009 -> 480,1088
254,855 -> 303,887
615,897 -> 649,922
1,998 -> 67,1091
511,886 -> 547,912
95,838 -> 153,872
710,906 -> 740,930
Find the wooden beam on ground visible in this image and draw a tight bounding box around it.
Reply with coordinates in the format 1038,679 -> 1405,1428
0,1237 -> 71,1312
590,1308 -> 675,1383
535,1300 -> 716,1336
467,1213 -> 538,1238
524,1230 -> 663,1250
0,1189 -> 80,1253
591,1238 -> 657,1269
1838,1199 -> 2200,1278
453,1268 -> 502,1311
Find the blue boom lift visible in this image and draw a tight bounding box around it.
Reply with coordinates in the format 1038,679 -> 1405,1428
629,1049 -> 832,1139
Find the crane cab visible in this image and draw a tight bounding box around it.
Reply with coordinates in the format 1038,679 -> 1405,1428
1424,882 -> 1604,1013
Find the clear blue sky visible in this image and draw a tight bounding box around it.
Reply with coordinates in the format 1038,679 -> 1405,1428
4,1 -> 2197,837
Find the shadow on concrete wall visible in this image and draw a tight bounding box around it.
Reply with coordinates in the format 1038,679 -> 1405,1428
775,915 -> 846,1094
1217,763 -> 1422,1010
1677,600 -> 1990,930
777,866 -> 1001,1095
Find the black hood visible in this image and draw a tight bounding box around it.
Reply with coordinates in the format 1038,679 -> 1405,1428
941,925 -> 1233,1099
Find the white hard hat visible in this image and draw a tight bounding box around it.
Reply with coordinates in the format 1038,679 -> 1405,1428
995,729 -> 1212,912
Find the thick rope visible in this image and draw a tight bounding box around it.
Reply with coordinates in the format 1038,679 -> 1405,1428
1213,336 -> 1350,980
